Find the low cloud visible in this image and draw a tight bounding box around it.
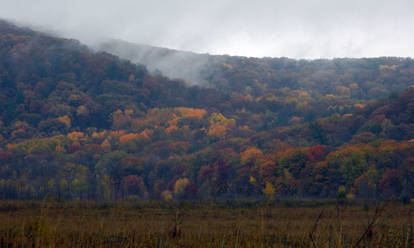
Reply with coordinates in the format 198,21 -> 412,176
1,0 -> 414,58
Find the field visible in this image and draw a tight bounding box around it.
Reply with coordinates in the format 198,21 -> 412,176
0,200 -> 413,247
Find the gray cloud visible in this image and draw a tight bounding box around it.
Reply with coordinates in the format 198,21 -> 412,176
1,0 -> 414,58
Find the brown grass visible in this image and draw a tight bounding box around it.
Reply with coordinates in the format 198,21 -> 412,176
0,200 -> 413,247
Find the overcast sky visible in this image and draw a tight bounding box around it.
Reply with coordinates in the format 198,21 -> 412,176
1,0 -> 413,58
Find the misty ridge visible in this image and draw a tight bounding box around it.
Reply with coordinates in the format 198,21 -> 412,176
94,40 -> 213,85
93,38 -> 413,101
4,17 -> 412,93
93,40 -> 335,87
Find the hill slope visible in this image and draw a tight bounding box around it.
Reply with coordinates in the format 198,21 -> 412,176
0,20 -> 414,201
98,39 -> 414,99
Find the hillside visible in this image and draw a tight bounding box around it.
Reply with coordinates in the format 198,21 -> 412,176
0,20 -> 414,201
98,39 -> 414,99
98,39 -> 414,125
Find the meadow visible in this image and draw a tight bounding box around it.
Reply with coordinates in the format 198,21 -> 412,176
0,200 -> 413,247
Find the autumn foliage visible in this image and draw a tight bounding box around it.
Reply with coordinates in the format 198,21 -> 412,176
1,20 -> 414,201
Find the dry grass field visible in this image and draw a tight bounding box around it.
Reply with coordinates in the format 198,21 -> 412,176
0,200 -> 413,247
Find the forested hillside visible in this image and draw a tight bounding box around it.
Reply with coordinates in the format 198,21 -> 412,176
1,20 -> 414,201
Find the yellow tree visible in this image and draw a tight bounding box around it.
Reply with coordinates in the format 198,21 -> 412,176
174,178 -> 189,198
262,182 -> 275,201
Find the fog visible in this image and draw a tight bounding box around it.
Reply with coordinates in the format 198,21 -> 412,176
1,0 -> 414,59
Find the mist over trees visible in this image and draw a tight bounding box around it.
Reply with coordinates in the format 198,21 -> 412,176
1,20 -> 414,201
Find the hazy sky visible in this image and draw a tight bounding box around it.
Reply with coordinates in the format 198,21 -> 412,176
1,0 -> 414,58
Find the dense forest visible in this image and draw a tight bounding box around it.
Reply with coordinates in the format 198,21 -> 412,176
1,20 -> 414,201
